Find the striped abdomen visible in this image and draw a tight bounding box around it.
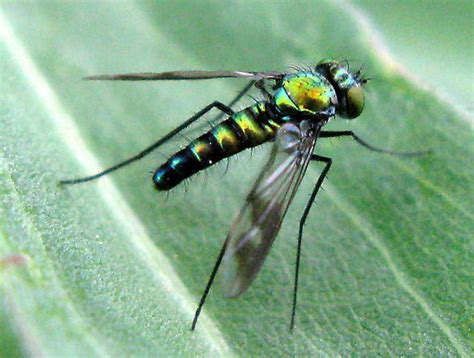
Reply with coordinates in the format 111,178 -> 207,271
153,102 -> 280,191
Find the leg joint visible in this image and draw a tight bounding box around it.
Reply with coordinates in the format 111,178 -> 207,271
211,101 -> 234,115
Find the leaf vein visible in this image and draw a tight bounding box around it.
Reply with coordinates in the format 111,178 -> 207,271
0,9 -> 232,356
324,184 -> 469,356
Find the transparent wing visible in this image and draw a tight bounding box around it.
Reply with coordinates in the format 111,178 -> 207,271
222,122 -> 320,297
84,70 -> 283,81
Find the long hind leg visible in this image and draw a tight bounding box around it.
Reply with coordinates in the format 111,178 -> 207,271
60,80 -> 259,185
291,154 -> 332,330
59,101 -> 235,185
191,240 -> 227,330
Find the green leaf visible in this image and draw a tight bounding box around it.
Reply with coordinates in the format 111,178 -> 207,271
1,1 -> 472,356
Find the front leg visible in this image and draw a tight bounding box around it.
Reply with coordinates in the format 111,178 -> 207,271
320,131 -> 430,157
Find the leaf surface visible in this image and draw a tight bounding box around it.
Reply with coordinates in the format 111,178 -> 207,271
0,1 -> 472,356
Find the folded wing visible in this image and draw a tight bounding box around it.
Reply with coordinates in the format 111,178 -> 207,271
84,70 -> 282,81
222,122 -> 319,297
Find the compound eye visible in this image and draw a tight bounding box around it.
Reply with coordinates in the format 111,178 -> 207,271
345,86 -> 365,119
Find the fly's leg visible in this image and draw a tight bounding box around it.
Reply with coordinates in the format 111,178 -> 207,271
255,79 -> 273,100
320,131 -> 431,157
59,101 -> 234,185
291,154 -> 332,330
191,240 -> 227,330
227,81 -> 256,109
207,80 -> 255,126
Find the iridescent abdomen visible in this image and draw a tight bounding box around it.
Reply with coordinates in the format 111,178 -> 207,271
153,102 -> 280,191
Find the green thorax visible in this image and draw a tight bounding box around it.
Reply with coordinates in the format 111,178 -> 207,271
273,72 -> 337,118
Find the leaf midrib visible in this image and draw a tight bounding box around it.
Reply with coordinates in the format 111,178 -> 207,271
0,9 -> 233,356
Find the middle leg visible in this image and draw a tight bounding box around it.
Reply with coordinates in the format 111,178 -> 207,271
291,154 -> 332,330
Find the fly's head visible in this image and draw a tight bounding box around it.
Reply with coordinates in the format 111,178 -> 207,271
315,59 -> 368,119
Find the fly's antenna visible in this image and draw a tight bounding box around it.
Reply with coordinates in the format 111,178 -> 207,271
354,64 -> 364,81
361,76 -> 375,92
362,77 -> 374,84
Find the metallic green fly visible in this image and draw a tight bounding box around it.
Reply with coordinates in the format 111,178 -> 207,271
61,59 -> 425,330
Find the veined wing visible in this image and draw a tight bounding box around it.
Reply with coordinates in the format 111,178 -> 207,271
222,122 -> 320,298
84,70 -> 282,81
